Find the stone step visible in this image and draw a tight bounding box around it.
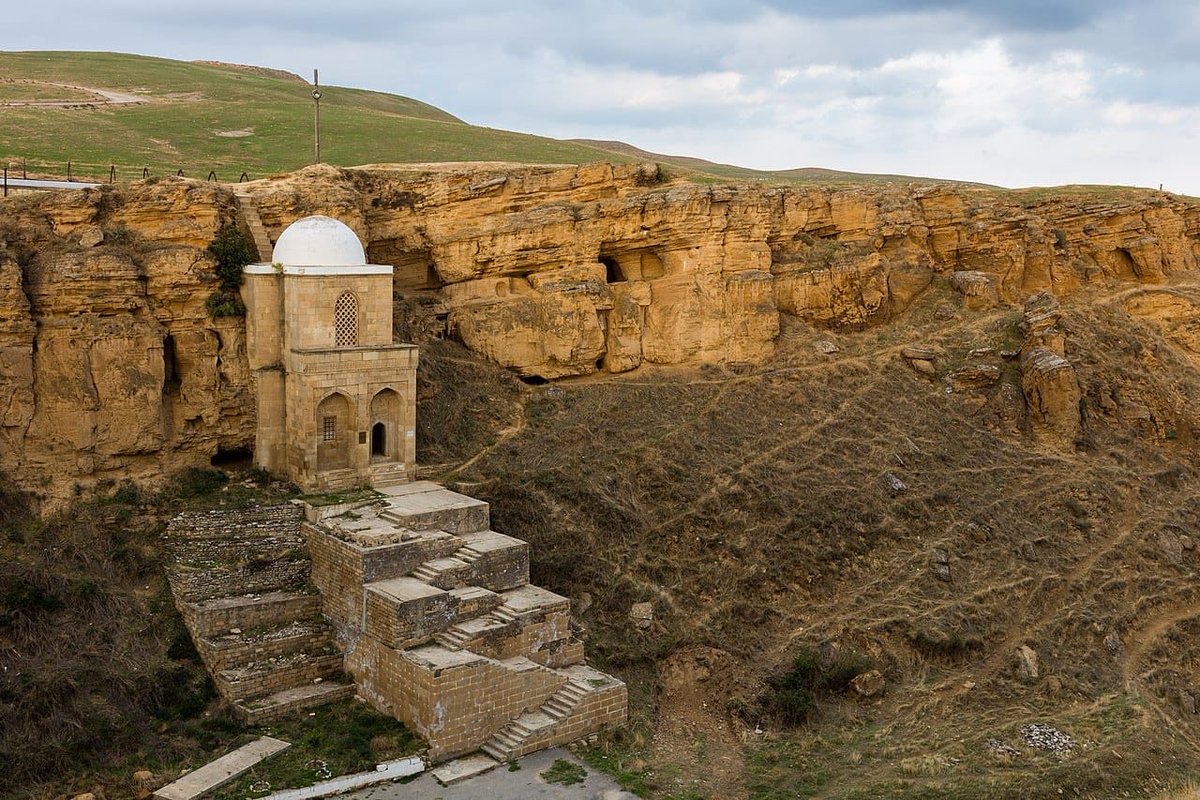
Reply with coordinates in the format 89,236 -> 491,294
378,482 -> 490,535
216,651 -> 344,703
479,743 -> 508,762
407,533 -> 529,593
233,681 -> 356,725
433,628 -> 472,649
491,606 -> 520,623
198,619 -> 336,672
543,699 -> 574,719
234,194 -> 274,262
180,590 -> 322,639
492,730 -> 523,749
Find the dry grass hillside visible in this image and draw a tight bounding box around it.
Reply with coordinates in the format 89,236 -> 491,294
409,272 -> 1200,798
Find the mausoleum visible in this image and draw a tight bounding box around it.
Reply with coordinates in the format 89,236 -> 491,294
242,216 -> 417,491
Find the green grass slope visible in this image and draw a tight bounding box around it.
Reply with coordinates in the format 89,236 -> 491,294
0,51 -> 630,180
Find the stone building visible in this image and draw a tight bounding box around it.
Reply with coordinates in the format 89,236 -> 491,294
242,216 -> 417,491
165,215 -> 627,766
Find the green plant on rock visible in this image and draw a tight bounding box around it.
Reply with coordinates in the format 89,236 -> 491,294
206,291 -> 246,318
205,224 -> 254,317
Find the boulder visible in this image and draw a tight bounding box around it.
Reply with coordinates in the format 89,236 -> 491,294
1016,645 -> 1039,681
850,670 -> 886,698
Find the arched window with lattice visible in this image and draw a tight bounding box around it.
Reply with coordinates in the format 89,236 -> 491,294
334,292 -> 359,346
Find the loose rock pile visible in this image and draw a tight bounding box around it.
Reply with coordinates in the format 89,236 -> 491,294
1019,723 -> 1075,754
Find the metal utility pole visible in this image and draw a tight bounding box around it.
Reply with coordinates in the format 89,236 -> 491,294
312,69 -> 322,164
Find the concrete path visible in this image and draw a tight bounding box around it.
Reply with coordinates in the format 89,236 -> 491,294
1,177 -> 100,191
154,736 -> 290,800
346,748 -> 634,800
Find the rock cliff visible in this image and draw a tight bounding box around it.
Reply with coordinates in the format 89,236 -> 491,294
0,181 -> 252,506
1,163 -> 1198,504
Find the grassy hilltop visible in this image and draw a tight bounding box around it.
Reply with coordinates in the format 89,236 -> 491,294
0,50 -> 984,186
0,51 -> 632,181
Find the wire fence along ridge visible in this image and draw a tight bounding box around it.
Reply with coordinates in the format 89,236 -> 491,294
1,156 -> 256,187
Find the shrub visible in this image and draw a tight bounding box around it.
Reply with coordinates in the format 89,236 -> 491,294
764,645 -> 875,727
207,224 -> 255,292
173,467 -> 229,498
206,291 -> 246,318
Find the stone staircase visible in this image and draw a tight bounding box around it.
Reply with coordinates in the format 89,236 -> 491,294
166,506 -> 355,724
306,482 -> 626,762
163,484 -> 626,758
233,191 -> 274,263
481,666 -> 624,762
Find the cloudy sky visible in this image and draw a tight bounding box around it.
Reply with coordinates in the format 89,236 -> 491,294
7,1 -> 1200,193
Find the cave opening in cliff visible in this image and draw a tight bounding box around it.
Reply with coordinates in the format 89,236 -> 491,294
600,255 -> 625,284
210,446 -> 252,467
519,375 -> 548,386
162,334 -> 180,393
368,241 -> 442,293
1113,247 -> 1142,280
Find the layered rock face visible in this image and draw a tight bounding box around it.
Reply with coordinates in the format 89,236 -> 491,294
2,163 -> 1198,503
0,181 -> 252,506
242,165 -> 1200,378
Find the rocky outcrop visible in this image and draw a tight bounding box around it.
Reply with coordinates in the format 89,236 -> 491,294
2,164 -> 1198,503
0,181 -> 250,507
239,164 -> 1199,380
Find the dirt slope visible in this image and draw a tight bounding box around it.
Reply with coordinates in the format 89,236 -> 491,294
418,274 -> 1200,798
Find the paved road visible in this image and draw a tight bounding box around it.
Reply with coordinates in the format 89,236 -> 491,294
348,749 -> 636,800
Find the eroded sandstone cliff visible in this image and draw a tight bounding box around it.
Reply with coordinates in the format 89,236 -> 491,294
0,181 -> 252,506
2,163 -> 1198,504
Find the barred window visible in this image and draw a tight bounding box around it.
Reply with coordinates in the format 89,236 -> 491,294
334,292 -> 358,346
323,415 -> 336,442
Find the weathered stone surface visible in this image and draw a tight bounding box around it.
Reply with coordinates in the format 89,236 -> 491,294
4,164 -> 1200,503
1016,644 -> 1039,682
630,602 -> 654,630
850,669 -> 886,697
1021,347 -> 1081,441
951,270 -> 1000,309
951,364 -> 1002,391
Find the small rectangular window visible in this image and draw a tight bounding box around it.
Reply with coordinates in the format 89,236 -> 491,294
323,416 -> 336,442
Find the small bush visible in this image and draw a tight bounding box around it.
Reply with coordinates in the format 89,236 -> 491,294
206,291 -> 246,318
907,627 -> 984,661
764,646 -> 875,727
173,467 -> 229,498
207,224 -> 255,292
104,225 -> 135,245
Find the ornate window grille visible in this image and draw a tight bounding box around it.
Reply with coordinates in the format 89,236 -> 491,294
334,292 -> 358,346
322,415 -> 336,442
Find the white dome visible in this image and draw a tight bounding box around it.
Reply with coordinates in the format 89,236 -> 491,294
272,215 -> 366,267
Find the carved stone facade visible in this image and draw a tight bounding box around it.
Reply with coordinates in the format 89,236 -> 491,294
242,216 -> 417,491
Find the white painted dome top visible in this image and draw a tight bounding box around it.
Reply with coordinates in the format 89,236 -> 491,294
271,215 -> 366,267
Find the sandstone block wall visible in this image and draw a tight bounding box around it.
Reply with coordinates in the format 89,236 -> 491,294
349,640 -> 568,761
